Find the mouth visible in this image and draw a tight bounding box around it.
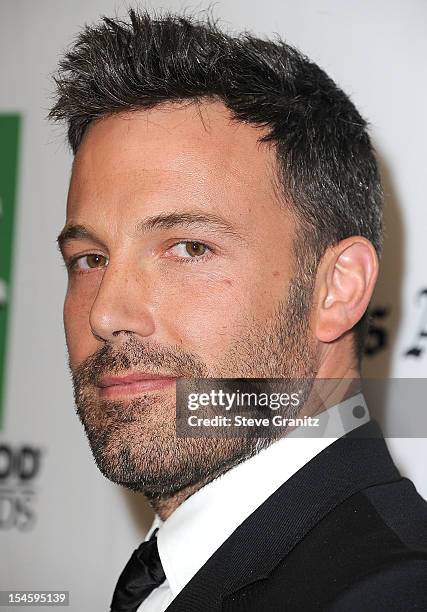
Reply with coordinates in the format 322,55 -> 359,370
97,372 -> 178,398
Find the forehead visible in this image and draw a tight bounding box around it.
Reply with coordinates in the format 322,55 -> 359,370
67,100 -> 281,219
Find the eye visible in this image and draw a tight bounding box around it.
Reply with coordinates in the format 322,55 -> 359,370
168,241 -> 211,259
68,253 -> 108,272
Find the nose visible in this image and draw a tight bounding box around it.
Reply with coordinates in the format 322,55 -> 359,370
89,260 -> 155,343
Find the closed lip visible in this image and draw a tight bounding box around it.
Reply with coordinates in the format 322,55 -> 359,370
98,372 -> 177,388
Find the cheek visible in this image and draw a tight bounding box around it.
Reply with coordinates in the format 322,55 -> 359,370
63,286 -> 97,367
153,254 -> 291,361
156,275 -> 256,356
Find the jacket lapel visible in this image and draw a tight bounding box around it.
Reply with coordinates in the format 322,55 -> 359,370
165,420 -> 401,611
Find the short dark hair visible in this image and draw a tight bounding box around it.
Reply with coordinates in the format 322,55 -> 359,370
49,8 -> 383,367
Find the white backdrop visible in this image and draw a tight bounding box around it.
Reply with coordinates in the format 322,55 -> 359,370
1,1 -> 426,610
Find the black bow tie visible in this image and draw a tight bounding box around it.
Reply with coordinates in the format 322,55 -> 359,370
110,528 -> 166,612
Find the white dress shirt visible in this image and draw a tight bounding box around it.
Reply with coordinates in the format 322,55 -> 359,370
138,392 -> 370,611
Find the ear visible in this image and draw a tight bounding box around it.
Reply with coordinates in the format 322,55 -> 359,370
313,237 -> 379,343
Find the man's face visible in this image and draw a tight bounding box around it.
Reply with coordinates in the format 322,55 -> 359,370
60,101 -> 318,499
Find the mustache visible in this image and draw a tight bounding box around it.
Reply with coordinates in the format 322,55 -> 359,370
70,335 -> 208,387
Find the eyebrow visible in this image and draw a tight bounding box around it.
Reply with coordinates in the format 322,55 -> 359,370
56,210 -> 245,256
56,224 -> 107,257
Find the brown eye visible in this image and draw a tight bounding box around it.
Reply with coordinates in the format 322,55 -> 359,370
85,254 -> 106,268
167,241 -> 211,261
185,242 -> 207,257
72,253 -> 108,272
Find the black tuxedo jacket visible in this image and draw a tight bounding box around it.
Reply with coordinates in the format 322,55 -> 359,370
165,420 -> 427,611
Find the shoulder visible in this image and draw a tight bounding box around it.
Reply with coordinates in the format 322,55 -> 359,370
326,559 -> 427,611
257,477 -> 427,609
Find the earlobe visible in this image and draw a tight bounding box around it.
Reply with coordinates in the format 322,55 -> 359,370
314,237 -> 379,343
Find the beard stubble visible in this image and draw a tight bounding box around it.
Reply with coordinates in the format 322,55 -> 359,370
70,273 -> 318,503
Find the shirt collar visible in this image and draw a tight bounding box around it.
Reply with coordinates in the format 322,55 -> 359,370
145,391 -> 369,598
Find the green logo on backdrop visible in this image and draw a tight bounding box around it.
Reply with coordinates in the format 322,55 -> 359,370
0,115 -> 21,430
